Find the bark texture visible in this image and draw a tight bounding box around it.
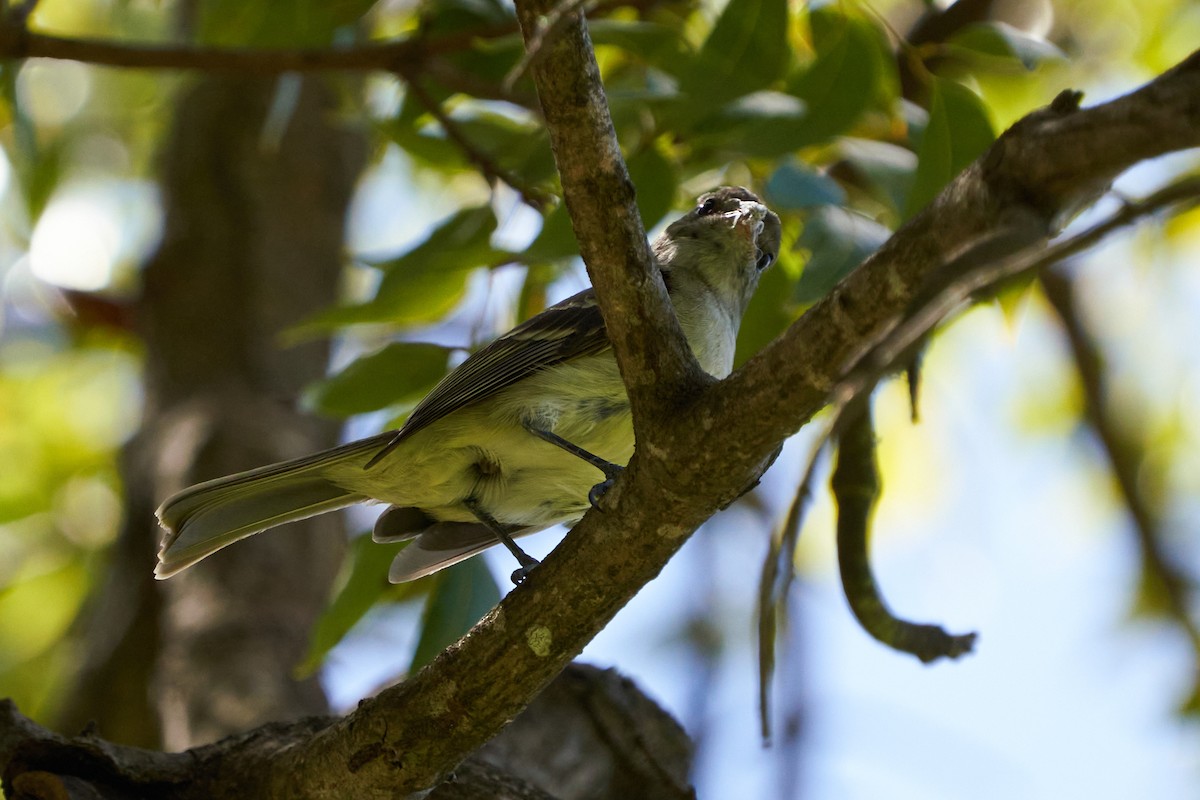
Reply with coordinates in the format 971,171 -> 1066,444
56,74 -> 367,749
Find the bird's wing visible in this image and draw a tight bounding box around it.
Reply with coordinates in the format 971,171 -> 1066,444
365,288 -> 610,467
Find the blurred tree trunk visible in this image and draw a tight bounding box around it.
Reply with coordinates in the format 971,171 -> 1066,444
57,74 -> 366,748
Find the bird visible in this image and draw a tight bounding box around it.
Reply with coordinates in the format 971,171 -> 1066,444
155,186 -> 781,584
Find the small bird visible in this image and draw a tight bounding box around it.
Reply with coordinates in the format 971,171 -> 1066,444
156,187 -> 781,583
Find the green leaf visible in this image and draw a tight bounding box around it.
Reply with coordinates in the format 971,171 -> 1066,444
521,203 -> 578,265
297,535 -> 415,677
793,206 -> 891,306
765,161 -> 846,210
783,10 -> 888,146
627,145 -> 679,231
410,557 -> 501,670
682,92 -> 810,159
299,206 -> 510,331
197,0 -> 377,46
588,20 -> 693,78
680,0 -> 789,104
903,79 -> 995,219
948,22 -> 1066,71
681,10 -> 890,159
387,111 -> 555,184
835,138 -> 918,217
305,342 -> 454,418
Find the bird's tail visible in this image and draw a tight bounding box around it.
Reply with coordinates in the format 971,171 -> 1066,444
155,432 -> 393,579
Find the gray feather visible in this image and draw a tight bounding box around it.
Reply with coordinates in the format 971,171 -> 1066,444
387,521 -> 535,582
155,433 -> 392,578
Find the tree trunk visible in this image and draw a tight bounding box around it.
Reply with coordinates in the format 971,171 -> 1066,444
57,73 -> 367,749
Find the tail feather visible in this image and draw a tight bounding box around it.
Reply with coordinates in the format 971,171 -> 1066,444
155,433 -> 392,579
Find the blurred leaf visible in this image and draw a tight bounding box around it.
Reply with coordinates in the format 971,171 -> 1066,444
516,263 -> 558,322
835,138 -> 918,216
387,111 -> 555,184
589,20 -> 694,78
197,0 -> 377,45
683,10 -> 890,159
0,560 -> 88,669
627,144 -> 678,230
948,22 -> 1066,70
783,10 -> 888,146
522,203 -> 578,265
680,0 -> 789,105
683,92 -> 809,159
305,342 -> 454,418
410,557 -> 500,670
904,79 -> 995,219
298,535 -> 421,677
422,0 -> 514,31
521,145 -> 674,268
793,206 -> 891,306
765,161 -> 847,211
299,206 -> 510,331
994,273 -> 1037,331
1,64 -> 60,224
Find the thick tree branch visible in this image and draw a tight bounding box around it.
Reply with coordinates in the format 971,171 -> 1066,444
714,50 -> 1200,468
512,0 -> 708,437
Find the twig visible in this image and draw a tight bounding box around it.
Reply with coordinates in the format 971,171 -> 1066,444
1039,268 -> 1200,653
0,26 -> 495,73
832,399 -> 976,662
403,77 -> 553,211
756,444 -> 823,741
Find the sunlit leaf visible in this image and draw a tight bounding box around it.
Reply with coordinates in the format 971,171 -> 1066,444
904,78 -> 995,219
683,10 -> 890,159
298,206 -> 511,331
305,342 -> 454,418
948,22 -> 1066,70
410,557 -> 500,670
589,20 -> 693,78
680,0 -> 789,105
783,10 -> 889,146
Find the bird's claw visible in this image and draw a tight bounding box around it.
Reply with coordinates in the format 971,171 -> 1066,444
510,559 -> 539,585
588,477 -> 616,509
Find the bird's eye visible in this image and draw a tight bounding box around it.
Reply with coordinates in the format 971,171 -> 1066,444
697,197 -> 720,216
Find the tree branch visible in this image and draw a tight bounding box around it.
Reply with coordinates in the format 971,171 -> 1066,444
714,50 -> 1200,467
402,76 -> 554,211
0,26 -> 461,73
511,0 -> 708,437
1039,267 -> 1200,686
